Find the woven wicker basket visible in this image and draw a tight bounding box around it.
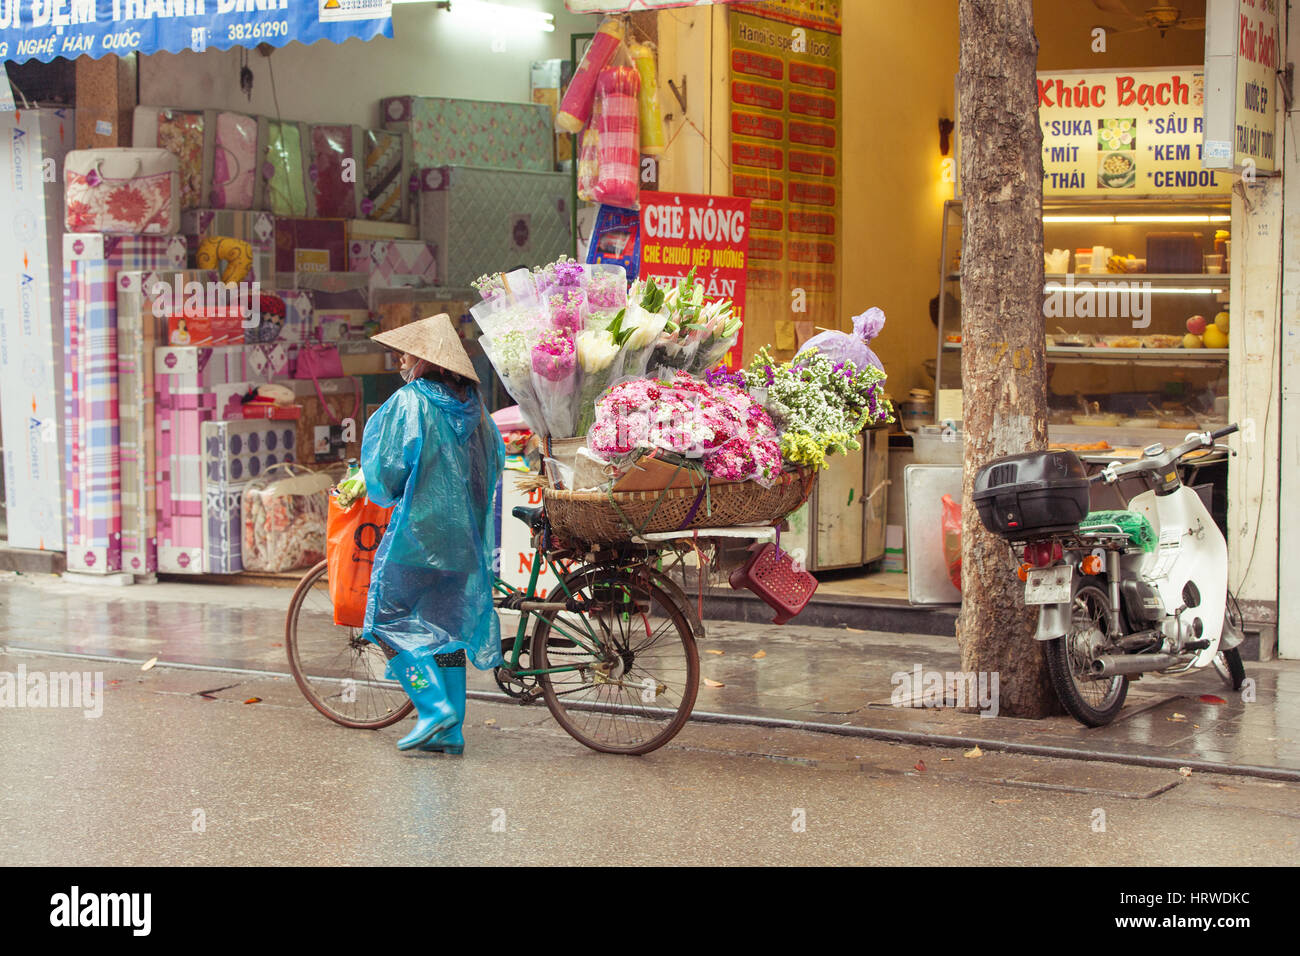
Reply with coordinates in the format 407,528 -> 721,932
543,468 -> 815,545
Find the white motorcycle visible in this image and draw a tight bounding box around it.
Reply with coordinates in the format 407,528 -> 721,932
973,425 -> 1246,727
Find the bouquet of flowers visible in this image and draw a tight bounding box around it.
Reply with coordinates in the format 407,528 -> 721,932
734,346 -> 895,470
470,284 -> 548,435
585,263 -> 628,328
587,373 -> 782,486
471,256 -> 745,441
531,329 -> 579,438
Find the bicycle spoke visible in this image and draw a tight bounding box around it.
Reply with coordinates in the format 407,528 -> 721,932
534,568 -> 698,754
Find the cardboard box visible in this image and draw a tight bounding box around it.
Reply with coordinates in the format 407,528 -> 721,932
271,376 -> 364,464
612,453 -> 703,493
0,108 -> 74,552
371,287 -> 474,332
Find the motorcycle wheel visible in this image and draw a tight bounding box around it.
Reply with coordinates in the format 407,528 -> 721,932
1045,580 -> 1129,727
1213,597 -> 1247,691
1213,648 -> 1246,691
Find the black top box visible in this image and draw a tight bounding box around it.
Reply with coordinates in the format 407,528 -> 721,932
973,449 -> 1090,538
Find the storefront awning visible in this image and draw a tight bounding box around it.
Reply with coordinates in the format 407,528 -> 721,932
0,1 -> 393,65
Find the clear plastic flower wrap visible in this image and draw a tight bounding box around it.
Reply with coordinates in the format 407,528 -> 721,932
615,301 -> 669,380
574,326 -> 626,436
530,329 -> 579,438
689,299 -> 742,374
472,291 -> 549,435
471,267 -> 536,306
585,263 -> 628,327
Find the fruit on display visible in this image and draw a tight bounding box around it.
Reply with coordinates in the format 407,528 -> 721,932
1203,325 -> 1228,349
1186,315 -> 1207,335
1182,332 -> 1204,349
1214,311 -> 1230,332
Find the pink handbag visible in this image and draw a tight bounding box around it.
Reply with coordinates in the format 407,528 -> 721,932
64,148 -> 180,234
293,341 -> 360,425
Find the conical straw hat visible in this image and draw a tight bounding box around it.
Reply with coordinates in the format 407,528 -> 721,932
370,313 -> 480,384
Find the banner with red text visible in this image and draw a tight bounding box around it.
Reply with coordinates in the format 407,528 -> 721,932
638,192 -> 751,368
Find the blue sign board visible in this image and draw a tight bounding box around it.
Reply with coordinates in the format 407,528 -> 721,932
0,1 -> 392,64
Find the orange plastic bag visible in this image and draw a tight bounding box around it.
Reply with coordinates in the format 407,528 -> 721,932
941,494 -> 962,592
326,495 -> 393,627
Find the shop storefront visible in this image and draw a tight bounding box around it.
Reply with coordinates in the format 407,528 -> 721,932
0,0 -> 1288,659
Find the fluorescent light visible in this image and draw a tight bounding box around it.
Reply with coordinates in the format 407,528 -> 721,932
438,0 -> 555,32
1114,215 -> 1231,223
1045,214 -> 1231,224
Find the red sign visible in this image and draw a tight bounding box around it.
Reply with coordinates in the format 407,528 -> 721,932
638,192 -> 752,368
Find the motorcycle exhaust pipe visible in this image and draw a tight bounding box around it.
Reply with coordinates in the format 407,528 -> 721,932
1090,653 -> 1192,678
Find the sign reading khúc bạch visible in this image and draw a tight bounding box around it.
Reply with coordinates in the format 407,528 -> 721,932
1038,67 -> 1230,197
1203,0 -> 1280,173
638,192 -> 751,368
0,0 -> 391,64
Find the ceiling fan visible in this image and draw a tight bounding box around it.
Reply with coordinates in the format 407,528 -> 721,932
1091,1 -> 1206,38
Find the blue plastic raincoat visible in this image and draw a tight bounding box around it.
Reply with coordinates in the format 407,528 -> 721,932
361,378 -> 505,670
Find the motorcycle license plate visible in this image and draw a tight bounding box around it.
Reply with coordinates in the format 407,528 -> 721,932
1024,566 -> 1072,605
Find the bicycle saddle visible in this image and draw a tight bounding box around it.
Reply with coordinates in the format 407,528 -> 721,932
511,505 -> 545,532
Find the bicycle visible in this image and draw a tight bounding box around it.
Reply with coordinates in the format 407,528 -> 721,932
286,503 -> 770,754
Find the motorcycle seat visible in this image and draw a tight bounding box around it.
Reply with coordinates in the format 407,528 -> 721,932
1079,510 -> 1156,553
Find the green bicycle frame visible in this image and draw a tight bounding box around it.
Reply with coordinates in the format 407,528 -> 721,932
492,547 -> 607,677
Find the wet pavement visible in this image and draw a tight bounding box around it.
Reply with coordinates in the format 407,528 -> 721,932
2,571 -> 1298,780
3,646 -> 1298,865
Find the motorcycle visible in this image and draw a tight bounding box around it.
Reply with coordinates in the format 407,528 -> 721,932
973,425 -> 1246,727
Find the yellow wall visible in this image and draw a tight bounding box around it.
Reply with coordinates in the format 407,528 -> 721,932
841,0 -> 960,401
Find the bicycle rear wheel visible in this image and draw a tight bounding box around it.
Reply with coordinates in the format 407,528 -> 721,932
285,560 -> 413,729
532,565 -> 699,755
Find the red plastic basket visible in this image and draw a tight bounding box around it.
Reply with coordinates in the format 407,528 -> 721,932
728,543 -> 819,625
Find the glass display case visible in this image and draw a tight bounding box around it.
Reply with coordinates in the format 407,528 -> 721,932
934,197 -> 1231,448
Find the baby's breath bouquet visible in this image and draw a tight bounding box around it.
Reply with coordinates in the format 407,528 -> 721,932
739,346 -> 895,469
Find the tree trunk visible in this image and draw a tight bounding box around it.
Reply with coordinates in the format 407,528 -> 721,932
956,0 -> 1056,717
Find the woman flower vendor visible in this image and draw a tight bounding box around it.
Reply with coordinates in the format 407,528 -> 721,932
362,314 -> 506,755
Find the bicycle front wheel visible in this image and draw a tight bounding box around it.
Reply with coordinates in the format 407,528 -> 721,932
285,560 -> 413,729
531,565 -> 699,755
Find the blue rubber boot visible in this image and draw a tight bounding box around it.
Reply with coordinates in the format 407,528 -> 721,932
420,652 -> 466,755
386,649 -> 458,752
